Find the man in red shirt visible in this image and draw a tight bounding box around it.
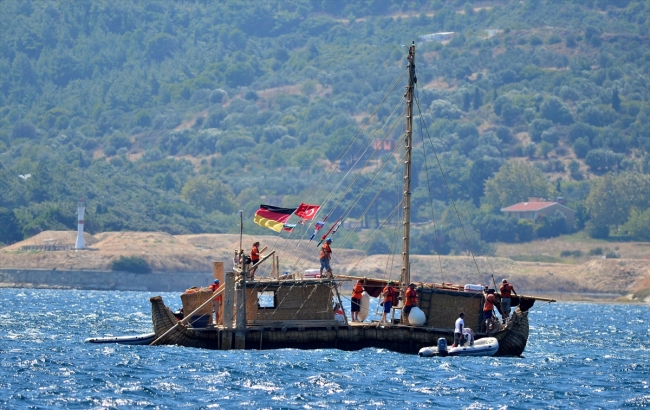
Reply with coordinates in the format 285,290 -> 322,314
319,238 -> 333,278
500,279 -> 517,324
351,280 -> 364,322
250,241 -> 261,279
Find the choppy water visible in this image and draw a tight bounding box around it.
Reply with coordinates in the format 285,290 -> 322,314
1,289 -> 649,408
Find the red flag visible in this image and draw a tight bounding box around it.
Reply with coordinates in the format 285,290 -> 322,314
294,203 -> 320,220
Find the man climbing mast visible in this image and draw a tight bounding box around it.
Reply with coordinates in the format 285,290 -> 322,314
401,41 -> 416,294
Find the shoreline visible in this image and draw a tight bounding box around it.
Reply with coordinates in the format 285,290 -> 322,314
1,268 -> 646,304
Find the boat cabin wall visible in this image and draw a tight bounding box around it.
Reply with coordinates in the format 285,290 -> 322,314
418,289 -> 483,330
181,290 -> 215,324
245,283 -> 334,321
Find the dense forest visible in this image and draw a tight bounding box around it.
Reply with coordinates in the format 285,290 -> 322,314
2,0 -> 650,255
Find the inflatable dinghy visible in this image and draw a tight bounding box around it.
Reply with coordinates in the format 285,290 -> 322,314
84,333 -> 156,345
419,337 -> 499,357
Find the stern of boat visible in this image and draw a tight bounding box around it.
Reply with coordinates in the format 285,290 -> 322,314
493,305 -> 529,356
150,296 -> 179,337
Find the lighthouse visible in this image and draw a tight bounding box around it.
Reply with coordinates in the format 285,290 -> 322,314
75,199 -> 85,250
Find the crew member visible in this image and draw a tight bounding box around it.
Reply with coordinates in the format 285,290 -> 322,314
351,280 -> 364,322
404,283 -> 418,323
209,279 -> 222,325
250,241 -> 261,279
500,278 -> 517,323
453,312 -> 465,347
483,288 -> 498,332
380,281 -> 396,323
319,238 -> 333,278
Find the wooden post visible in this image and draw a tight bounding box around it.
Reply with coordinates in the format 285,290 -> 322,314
223,271 -> 235,329
213,261 -> 224,282
234,264 -> 247,349
271,254 -> 277,278
221,270 -> 236,350
236,264 -> 247,331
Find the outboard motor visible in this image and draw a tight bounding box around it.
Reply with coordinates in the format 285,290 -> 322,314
437,337 -> 448,357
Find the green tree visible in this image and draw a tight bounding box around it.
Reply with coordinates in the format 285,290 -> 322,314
462,91 -> 470,112
181,176 -> 236,214
585,172 -> 650,230
611,87 -> 620,112
111,256 -> 152,273
482,161 -> 555,212
540,97 -> 573,125
473,87 -> 481,110
622,208 -> 650,241
0,207 -> 23,243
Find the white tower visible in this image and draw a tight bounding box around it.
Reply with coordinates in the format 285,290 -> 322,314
75,199 -> 86,250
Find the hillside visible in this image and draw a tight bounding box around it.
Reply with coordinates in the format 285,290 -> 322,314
2,1 -> 650,257
2,230 -> 650,302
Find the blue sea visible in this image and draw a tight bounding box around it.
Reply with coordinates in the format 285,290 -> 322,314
1,289 -> 649,409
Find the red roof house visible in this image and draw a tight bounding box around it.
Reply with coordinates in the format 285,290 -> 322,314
501,197 -> 575,228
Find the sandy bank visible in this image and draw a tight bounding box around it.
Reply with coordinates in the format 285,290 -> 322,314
2,231 -> 650,302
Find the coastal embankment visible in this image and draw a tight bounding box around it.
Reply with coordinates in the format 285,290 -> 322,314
2,231 -> 650,302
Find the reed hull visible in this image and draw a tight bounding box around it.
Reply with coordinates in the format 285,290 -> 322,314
150,296 -> 529,356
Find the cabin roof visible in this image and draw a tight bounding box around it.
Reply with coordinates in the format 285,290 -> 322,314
501,201 -> 574,213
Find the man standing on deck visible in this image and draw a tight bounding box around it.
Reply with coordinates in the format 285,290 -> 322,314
319,238 -> 333,278
351,280 -> 364,322
403,283 -> 418,323
500,279 -> 517,323
209,279 -> 222,325
482,288 -> 498,332
380,281 -> 396,323
250,241 -> 261,279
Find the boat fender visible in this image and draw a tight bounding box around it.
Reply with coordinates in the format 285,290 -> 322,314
407,307 -> 426,326
437,337 -> 448,357
358,291 -> 370,322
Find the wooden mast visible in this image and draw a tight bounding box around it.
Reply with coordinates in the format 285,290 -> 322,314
401,42 -> 415,289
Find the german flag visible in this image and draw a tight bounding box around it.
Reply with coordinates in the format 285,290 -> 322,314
253,205 -> 297,232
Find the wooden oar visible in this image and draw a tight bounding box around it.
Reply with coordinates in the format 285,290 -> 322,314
519,295 -> 556,302
150,286 -> 225,346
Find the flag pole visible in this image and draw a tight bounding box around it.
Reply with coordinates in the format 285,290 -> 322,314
239,210 -> 243,271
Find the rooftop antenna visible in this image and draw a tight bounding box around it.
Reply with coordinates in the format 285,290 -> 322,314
75,199 -> 86,250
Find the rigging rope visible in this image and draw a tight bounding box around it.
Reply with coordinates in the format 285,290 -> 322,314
413,80 -> 484,282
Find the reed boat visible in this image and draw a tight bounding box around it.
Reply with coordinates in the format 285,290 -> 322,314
149,277 -> 545,356
148,43 -> 554,355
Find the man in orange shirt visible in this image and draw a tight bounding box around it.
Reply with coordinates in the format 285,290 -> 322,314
319,238 -> 333,278
403,283 -> 418,323
351,280 -> 364,322
483,288 -> 498,332
209,279 -> 222,325
380,281 -> 397,323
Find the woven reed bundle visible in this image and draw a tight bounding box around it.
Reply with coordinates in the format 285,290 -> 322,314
180,289 -> 213,321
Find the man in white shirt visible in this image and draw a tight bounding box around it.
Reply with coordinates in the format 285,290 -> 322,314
454,312 -> 465,347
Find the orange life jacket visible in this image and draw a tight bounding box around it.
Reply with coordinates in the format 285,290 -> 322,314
405,288 -> 417,307
251,245 -> 260,262
352,283 -> 364,299
500,283 -> 514,298
209,283 -> 222,303
382,286 -> 392,303
320,243 -> 332,259
484,294 -> 496,311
